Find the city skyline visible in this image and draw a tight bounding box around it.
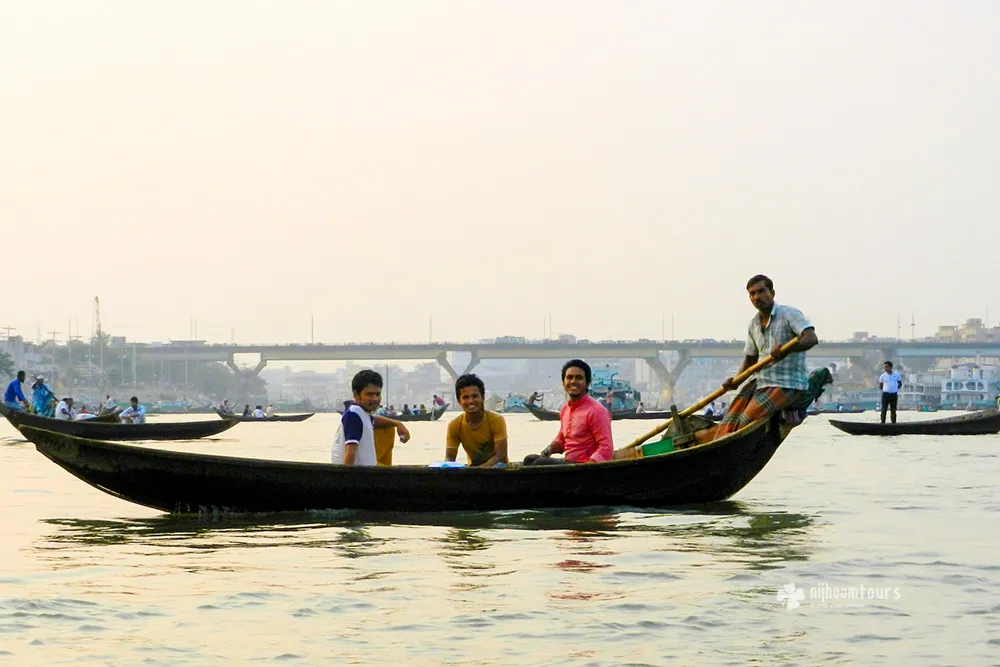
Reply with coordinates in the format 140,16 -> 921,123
4,3 -> 998,345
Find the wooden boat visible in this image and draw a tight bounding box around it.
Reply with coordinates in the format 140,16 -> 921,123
343,404 -> 449,422
526,403 -> 636,421
0,404 -> 239,441
829,408 -> 1000,436
214,410 -> 315,423
20,413 -> 790,513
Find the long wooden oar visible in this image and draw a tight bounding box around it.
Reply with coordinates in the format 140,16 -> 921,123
624,336 -> 802,450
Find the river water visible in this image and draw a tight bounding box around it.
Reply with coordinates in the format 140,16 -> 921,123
1,411 -> 998,665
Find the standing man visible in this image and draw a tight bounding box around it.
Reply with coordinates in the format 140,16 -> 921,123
4,371 -> 27,410
332,370 -> 411,466
444,374 -> 509,467
524,359 -> 613,465
715,275 -> 819,436
119,397 -> 147,424
878,361 -> 903,424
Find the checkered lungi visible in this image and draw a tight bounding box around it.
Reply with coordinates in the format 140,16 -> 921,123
715,379 -> 803,436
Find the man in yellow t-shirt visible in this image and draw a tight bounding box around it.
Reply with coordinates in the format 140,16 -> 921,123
445,374 -> 509,467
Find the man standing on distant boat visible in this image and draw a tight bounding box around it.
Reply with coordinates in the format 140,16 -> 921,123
3,371 -> 27,411
523,359 -> 613,465
878,361 -> 902,424
714,275 -> 819,437
332,370 -> 411,466
444,374 -> 509,468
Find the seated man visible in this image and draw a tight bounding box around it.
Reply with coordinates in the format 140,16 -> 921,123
265,404 -> 276,418
253,405 -> 265,419
445,374 -> 509,468
119,397 -> 147,424
332,370 -> 411,466
54,397 -> 76,420
4,371 -> 28,411
524,359 -> 613,465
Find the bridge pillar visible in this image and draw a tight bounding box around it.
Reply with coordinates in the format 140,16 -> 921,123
436,353 -> 460,383
226,359 -> 268,404
461,351 -> 481,376
644,351 -> 691,404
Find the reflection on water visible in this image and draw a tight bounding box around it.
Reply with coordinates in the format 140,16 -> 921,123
35,503 -> 818,575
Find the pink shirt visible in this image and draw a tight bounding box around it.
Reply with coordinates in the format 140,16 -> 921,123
551,395 -> 614,463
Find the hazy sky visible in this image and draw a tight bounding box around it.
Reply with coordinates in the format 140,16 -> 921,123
3,1 -> 998,346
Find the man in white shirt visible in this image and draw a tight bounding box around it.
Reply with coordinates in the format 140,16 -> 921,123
332,370 -> 411,466
265,404 -> 275,418
102,395 -> 117,414
252,405 -> 265,419
54,397 -> 77,420
119,396 -> 147,424
878,361 -> 903,424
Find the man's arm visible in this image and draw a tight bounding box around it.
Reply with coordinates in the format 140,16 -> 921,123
343,443 -> 358,466
542,420 -> 566,456
372,415 -> 411,443
445,420 -> 460,462
588,410 -> 614,462
723,355 -> 758,391
770,327 -> 818,359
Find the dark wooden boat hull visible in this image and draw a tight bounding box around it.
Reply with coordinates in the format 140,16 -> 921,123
829,408 -> 1000,436
22,416 -> 787,513
215,410 -> 315,422
1,404 -> 238,441
526,403 -> 637,421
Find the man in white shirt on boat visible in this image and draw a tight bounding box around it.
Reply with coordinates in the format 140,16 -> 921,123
119,397 -> 147,424
332,370 -> 411,466
54,397 -> 77,420
878,361 -> 903,424
265,404 -> 275,418
253,405 -> 266,419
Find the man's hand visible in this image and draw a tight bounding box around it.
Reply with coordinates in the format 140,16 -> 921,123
722,377 -> 737,391
396,423 -> 411,443
769,343 -> 787,361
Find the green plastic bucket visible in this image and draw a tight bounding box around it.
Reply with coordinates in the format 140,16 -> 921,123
640,438 -> 674,457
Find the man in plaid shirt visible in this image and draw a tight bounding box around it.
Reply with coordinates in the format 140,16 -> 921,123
714,274 -> 819,436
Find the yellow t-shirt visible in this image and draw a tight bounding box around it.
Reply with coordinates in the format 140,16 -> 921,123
446,411 -> 508,466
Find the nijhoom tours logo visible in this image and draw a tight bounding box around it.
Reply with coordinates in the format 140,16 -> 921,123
775,582 -> 902,610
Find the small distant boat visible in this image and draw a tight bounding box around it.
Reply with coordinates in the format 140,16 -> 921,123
829,408 -> 1000,436
1,404 -> 239,441
387,404 -> 449,422
215,410 -> 315,423
526,403 -> 636,421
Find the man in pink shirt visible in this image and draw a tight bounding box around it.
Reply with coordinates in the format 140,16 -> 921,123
523,359 -> 614,466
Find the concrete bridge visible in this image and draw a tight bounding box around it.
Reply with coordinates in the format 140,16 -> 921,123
131,340 -> 1000,400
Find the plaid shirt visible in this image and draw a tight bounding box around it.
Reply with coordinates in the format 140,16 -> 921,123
744,304 -> 813,390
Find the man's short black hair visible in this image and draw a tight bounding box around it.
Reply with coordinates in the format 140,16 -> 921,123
130,396 -> 138,402
16,370 -> 25,380
884,361 -> 893,368
746,274 -> 774,291
562,359 -> 592,384
351,369 -> 383,395
455,373 -> 485,399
